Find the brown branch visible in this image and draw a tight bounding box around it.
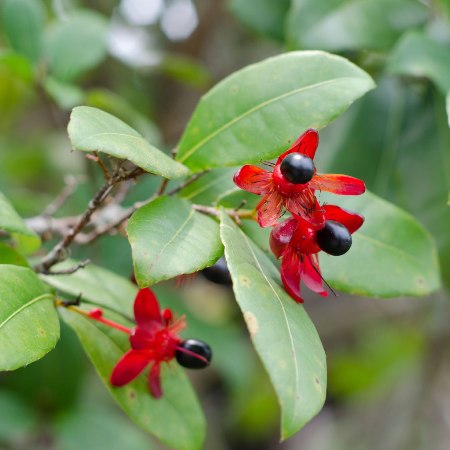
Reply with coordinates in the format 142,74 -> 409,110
75,171 -> 211,243
30,169 -> 211,254
166,171 -> 209,196
34,167 -> 145,274
156,178 -> 169,195
26,215 -> 79,241
192,204 -> 254,225
77,205 -> 137,244
85,153 -> 111,180
44,259 -> 91,275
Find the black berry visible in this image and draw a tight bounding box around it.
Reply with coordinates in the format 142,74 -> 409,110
176,339 -> 212,369
316,220 -> 352,256
280,153 -> 315,184
201,257 -> 232,285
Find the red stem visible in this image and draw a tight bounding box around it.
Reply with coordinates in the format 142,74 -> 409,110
175,346 -> 210,365
89,315 -> 132,334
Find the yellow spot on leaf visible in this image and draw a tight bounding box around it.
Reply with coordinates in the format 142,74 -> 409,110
127,389 -> 136,400
243,311 -> 259,337
240,275 -> 250,287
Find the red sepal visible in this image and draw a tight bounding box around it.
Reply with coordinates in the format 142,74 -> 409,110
280,247 -> 304,303
233,165 -> 273,195
284,192 -> 325,228
270,217 -> 297,258
148,363 -> 162,398
256,189 -> 283,227
301,254 -> 327,297
323,205 -> 364,234
309,174 -> 366,195
134,288 -> 161,330
277,129 -> 319,164
110,350 -> 149,386
129,327 -> 154,350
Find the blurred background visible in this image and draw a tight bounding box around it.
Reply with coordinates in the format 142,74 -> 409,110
0,0 -> 450,449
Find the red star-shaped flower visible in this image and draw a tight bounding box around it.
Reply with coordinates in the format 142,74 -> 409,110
233,129 -> 365,227
109,289 -> 210,398
270,205 -> 364,303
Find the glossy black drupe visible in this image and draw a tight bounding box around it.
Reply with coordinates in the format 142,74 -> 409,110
201,257 -> 232,285
176,339 -> 212,369
280,153 -> 315,184
316,220 -> 352,256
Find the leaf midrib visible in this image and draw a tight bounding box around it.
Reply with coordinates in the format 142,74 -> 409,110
223,222 -> 301,425
70,312 -> 195,449
182,170 -> 233,200
178,77 -> 361,163
0,293 -> 53,329
74,132 -> 146,150
146,208 -> 196,275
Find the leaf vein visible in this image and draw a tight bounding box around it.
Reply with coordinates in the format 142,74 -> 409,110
0,293 -> 53,330
179,77 -> 356,163
74,132 -> 144,149
225,223 -> 301,423
146,209 -> 196,274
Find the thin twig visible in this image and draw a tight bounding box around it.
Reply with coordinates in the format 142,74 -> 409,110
192,204 -> 254,225
30,169 -> 216,254
234,199 -> 247,212
85,153 -> 111,180
166,171 -> 209,196
156,178 -> 169,195
42,175 -> 78,217
77,171 -> 210,244
77,206 -> 137,244
26,215 -> 79,240
114,180 -> 133,204
45,259 -> 91,275
35,183 -> 113,273
34,167 -> 145,274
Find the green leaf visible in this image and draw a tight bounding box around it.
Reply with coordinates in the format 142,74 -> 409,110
127,196 -> 223,287
447,91 -> 450,128
176,51 -> 375,171
60,308 -> 205,450
152,284 -> 257,392
0,243 -> 28,267
0,50 -> 33,82
161,54 -> 213,89
45,11 -> 108,82
41,259 -> 137,317
220,213 -> 326,439
228,0 -> 291,42
178,168 -> 238,205
388,31 -> 450,95
44,77 -> 85,110
2,0 -> 45,63
316,76 -> 450,288
86,89 -> 162,146
54,405 -> 156,450
0,51 -> 34,128
68,106 -> 189,179
0,192 -> 40,252
319,192 -> 441,297
286,0 -> 427,52
240,219 -> 272,255
0,265 -> 59,370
